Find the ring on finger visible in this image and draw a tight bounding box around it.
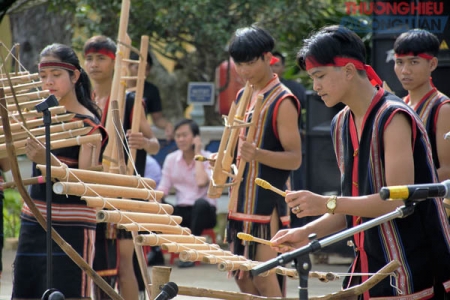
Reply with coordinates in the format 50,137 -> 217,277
292,205 -> 301,214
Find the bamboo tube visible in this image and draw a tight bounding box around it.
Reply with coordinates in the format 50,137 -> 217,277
0,121 -> 84,144
2,81 -> 43,95
161,243 -> 221,252
0,113 -> 76,134
4,90 -> 49,104
8,105 -> 66,120
180,250 -> 233,262
126,35 -> 149,175
52,181 -> 163,200
121,223 -> 190,235
202,254 -> 247,264
0,73 -> 39,85
0,134 -> 102,159
96,210 -> 182,225
207,81 -> 252,198
218,260 -> 258,272
0,127 -> 91,152
81,196 -> 172,214
37,165 -> 156,189
228,94 -> 263,210
135,234 -> 206,246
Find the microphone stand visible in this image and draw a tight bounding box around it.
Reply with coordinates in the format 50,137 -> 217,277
35,95 -> 65,300
251,203 -> 416,300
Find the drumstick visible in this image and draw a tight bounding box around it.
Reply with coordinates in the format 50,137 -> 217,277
194,154 -> 216,163
255,178 -> 286,197
237,232 -> 292,249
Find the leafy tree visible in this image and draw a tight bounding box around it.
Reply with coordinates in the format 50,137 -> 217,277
6,0 -> 348,124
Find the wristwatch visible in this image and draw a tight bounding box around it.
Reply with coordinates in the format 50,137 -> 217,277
326,195 -> 338,214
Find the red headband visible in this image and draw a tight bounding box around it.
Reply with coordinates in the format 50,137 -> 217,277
270,56 -> 280,65
394,52 -> 434,60
84,48 -> 116,60
306,56 -> 382,87
39,61 -> 77,72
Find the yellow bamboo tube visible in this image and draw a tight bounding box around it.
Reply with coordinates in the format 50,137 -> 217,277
135,234 -> 206,246
161,243 -> 220,253
218,260 -> 258,272
96,210 -> 182,225
179,250 -> 233,262
38,165 -> 156,189
5,90 -> 49,104
0,73 -> 40,85
202,254 -> 247,264
0,113 -> 76,134
52,181 -> 163,201
81,196 -> 171,214
122,224 -> 190,235
0,127 -> 91,152
0,121 -> 84,144
0,134 -> 102,159
3,81 -> 43,95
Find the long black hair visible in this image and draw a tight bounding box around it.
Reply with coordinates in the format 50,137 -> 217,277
40,43 -> 102,120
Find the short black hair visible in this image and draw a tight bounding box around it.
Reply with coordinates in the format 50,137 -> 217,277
174,118 -> 200,136
228,25 -> 275,63
394,29 -> 440,57
272,51 -> 285,65
297,25 -> 366,71
83,35 -> 116,56
130,51 -> 153,67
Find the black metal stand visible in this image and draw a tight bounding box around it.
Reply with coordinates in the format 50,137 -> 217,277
251,204 -> 416,300
35,95 -> 65,300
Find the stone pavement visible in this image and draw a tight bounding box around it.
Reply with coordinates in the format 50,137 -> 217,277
0,246 -> 351,300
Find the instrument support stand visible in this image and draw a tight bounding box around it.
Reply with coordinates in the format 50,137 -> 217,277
35,95 -> 65,299
251,202 -> 416,300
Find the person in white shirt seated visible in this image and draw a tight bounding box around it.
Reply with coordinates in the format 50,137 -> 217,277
157,119 -> 217,267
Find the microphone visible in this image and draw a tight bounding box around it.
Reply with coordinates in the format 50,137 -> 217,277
155,282 -> 178,300
379,180 -> 450,201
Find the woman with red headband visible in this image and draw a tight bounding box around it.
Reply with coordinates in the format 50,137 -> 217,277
271,25 -> 450,299
12,43 -> 108,298
394,29 -> 450,194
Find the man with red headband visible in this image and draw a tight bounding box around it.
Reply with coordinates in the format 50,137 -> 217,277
83,35 -> 159,300
225,24 -> 302,297
271,25 -> 450,299
394,29 -> 450,191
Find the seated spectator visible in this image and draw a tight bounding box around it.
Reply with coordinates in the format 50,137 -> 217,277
157,119 -> 216,268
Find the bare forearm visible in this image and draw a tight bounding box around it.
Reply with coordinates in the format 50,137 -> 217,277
255,148 -> 301,170
143,137 -> 160,155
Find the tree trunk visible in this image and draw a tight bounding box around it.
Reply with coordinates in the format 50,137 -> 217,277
9,3 -> 73,73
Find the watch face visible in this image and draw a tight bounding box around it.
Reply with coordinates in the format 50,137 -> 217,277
327,201 -> 336,209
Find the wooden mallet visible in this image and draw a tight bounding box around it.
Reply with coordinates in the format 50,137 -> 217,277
237,232 -> 292,250
255,178 -> 286,197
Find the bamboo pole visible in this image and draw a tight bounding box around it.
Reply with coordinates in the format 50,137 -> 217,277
37,165 -> 156,189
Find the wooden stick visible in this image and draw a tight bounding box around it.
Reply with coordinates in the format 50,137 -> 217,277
208,81 -> 253,198
228,94 -> 264,210
237,232 -> 292,249
254,178 -> 286,197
